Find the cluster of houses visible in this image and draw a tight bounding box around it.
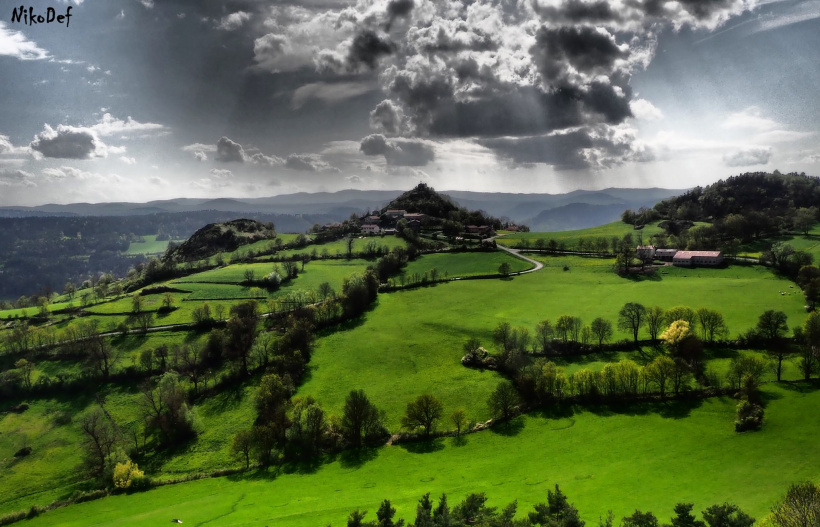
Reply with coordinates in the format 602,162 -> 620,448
360,209 -> 495,238
637,246 -> 724,267
361,209 -> 426,235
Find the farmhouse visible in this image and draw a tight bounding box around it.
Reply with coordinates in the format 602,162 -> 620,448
672,250 -> 724,267
466,225 -> 493,236
361,224 -> 381,235
637,245 -> 656,259
385,209 -> 406,219
655,248 -> 678,261
404,213 -> 427,222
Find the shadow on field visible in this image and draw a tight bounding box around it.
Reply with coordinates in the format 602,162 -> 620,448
759,387 -> 784,406
703,347 -> 741,360
531,395 -> 707,423
586,397 -> 704,420
621,271 -> 661,282
280,456 -> 324,476
451,435 -> 469,447
316,311 -> 370,338
398,438 -> 445,454
490,417 -> 525,437
777,380 -> 820,393
338,447 -> 379,468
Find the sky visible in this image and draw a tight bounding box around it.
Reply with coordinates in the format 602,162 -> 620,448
0,0 -> 819,205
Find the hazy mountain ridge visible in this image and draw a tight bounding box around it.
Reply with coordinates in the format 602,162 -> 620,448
0,187 -> 686,231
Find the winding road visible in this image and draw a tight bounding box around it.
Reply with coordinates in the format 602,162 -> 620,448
495,239 -> 544,274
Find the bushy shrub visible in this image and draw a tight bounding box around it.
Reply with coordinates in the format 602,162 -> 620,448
735,400 -> 763,432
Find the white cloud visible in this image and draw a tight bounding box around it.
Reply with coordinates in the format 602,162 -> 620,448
139,0 -> 154,9
91,113 -> 167,137
749,0 -> 820,34
723,146 -> 773,167
285,153 -> 340,173
119,156 -> 136,165
752,129 -> 814,144
630,99 -> 664,121
209,168 -> 233,179
722,106 -> 778,131
0,22 -> 49,60
0,169 -> 35,187
291,81 -> 376,110
0,134 -> 17,155
182,143 -> 217,153
217,11 -> 251,31
250,152 -> 285,166
193,151 -> 208,162
41,166 -> 123,184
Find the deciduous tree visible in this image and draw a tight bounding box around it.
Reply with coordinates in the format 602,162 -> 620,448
401,394 -> 444,437
618,302 -> 647,345
488,381 -> 520,421
590,318 -> 613,348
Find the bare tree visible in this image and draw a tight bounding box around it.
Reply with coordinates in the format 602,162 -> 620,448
618,302 -> 647,346
645,306 -> 665,344
79,408 -> 117,476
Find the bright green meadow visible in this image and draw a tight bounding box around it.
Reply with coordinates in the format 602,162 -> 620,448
19,383 -> 820,527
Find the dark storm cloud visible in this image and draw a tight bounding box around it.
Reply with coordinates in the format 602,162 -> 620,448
384,68 -> 632,138
640,0 -> 737,20
533,0 -> 620,24
531,26 -> 627,83
347,30 -> 395,71
359,134 -> 435,166
30,125 -> 108,159
386,0 -> 414,30
215,136 -> 247,163
478,126 -> 654,170
387,0 -> 414,20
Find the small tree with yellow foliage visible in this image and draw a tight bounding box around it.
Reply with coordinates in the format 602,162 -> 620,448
112,460 -> 144,490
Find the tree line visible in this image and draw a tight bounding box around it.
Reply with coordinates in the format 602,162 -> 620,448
336,484 -> 769,527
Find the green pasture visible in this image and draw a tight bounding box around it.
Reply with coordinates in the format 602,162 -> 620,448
20,383 -> 820,527
175,259 -> 369,289
274,235 -> 409,260
738,223 -> 820,260
0,360 -> 254,515
123,235 -> 171,256
400,251 -> 532,279
0,396 -> 95,514
496,222 -> 666,249
299,257 -> 805,428
0,302 -> 74,320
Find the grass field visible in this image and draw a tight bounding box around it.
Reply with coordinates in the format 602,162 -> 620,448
496,222 -> 667,249
19,382 -> 820,527
0,302 -> 73,320
274,236 -> 409,260
400,251 -> 532,279
123,235 -> 171,256
0,242 -> 813,523
737,223 -> 820,260
298,257 -> 805,428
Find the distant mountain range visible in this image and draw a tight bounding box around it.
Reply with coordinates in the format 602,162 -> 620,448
0,187 -> 686,231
